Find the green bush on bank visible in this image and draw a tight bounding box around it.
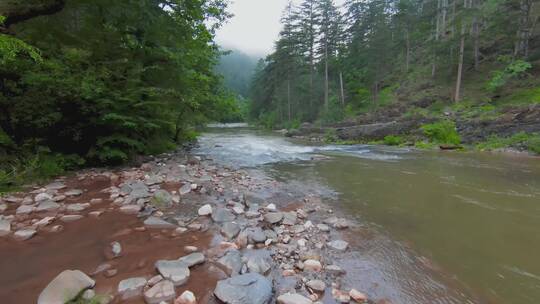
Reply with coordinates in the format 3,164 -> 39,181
421,121 -> 461,145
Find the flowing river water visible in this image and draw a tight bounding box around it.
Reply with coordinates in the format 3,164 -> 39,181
195,126 -> 540,304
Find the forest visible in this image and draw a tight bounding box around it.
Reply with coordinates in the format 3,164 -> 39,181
248,0 -> 540,151
0,0 -> 240,188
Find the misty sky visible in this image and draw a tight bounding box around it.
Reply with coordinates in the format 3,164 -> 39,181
216,0 -> 346,57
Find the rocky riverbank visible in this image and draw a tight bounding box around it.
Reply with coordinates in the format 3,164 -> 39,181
0,148 -> 374,304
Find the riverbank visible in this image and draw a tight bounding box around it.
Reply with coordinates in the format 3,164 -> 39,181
0,147 -> 393,304
279,102 -> 540,156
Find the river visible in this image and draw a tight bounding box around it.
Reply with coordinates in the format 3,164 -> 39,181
195,126 -> 540,304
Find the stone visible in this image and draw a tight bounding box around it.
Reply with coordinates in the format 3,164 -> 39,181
144,217 -> 176,229
282,212 -> 297,226
277,293 -> 313,304
60,215 -> 84,222
150,190 -> 173,208
306,280 -> 326,292
334,218 -> 349,229
175,290 -> 196,304
332,289 -> 351,303
327,240 -> 349,251
14,229 -> 36,241
91,263 -> 112,276
90,198 -> 103,205
82,289 -> 96,300
217,250 -> 243,276
119,204 -> 141,214
36,201 -> 60,212
65,189 -> 83,197
38,270 -> 95,304
148,275 -> 164,287
179,184 -> 192,195
155,260 -> 190,286
117,277 -> 147,300
247,227 -> 266,243
198,204 -> 212,216
0,203 -> 6,213
214,273 -> 273,304
323,216 -> 338,225
263,212 -> 283,224
303,260 -> 322,272
0,217 -> 11,236
33,217 -> 54,229
349,289 -> 368,303
2,196 -> 21,204
66,203 -> 90,212
246,254 -> 271,274
212,208 -> 236,223
184,246 -> 198,253
145,175 -> 164,186
46,182 -> 67,190
144,280 -> 176,304
110,241 -> 122,258
304,221 -> 314,229
325,265 -> 345,275
178,252 -> 205,267
221,222 -> 241,239
316,224 -> 330,232
16,204 -> 34,214
232,205 -> 245,215
265,203 -> 277,211
35,193 -> 53,202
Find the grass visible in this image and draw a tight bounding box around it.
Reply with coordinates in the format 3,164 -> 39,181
476,132 -> 540,154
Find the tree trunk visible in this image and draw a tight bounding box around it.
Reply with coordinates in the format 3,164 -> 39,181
324,42 -> 329,111
287,79 -> 291,122
454,0 -> 468,102
339,71 -> 345,106
1,0 -> 66,32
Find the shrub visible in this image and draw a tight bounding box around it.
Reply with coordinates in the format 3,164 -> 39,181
477,132 -> 540,154
383,135 -> 403,146
486,59 -> 532,92
421,121 -> 461,145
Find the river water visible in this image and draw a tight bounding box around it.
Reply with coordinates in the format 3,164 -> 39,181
194,127 -> 540,304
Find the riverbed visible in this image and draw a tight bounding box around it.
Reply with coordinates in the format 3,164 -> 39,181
195,127 -> 540,304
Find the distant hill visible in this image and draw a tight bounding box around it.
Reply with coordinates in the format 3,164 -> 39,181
216,49 -> 259,98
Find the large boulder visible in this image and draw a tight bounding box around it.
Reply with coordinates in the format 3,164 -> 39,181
214,273 -> 273,304
38,270 -> 95,304
221,222 -> 241,239
178,252 -> 205,267
217,250 -> 243,276
150,190 -> 173,208
263,212 -> 283,225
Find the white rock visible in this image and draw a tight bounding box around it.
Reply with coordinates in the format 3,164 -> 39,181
198,204 -> 212,216
0,203 -> 6,213
190,183 -> 198,190
265,203 -> 277,211
33,217 -> 55,229
38,270 -> 95,304
60,215 -> 84,222
176,290 -> 197,304
306,279 -> 326,292
119,204 -> 141,214
327,240 -> 349,251
118,277 -> 147,300
155,260 -> 190,286
66,203 -> 90,212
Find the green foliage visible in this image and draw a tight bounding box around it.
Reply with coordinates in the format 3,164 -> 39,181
320,97 -> 345,124
421,121 -> 461,145
487,60 -> 532,92
414,141 -> 438,150
476,132 -> 540,154
383,135 -> 404,146
0,0 -> 232,176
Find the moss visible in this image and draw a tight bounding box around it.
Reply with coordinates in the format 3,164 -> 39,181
414,141 -> 438,149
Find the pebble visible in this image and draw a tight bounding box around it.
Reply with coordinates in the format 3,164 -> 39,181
198,204 -> 212,216
60,215 -> 84,222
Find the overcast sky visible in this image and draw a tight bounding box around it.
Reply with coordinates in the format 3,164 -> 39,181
216,0 -> 346,57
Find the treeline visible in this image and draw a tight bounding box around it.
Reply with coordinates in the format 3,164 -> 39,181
0,0 -> 234,187
249,0 -> 540,128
